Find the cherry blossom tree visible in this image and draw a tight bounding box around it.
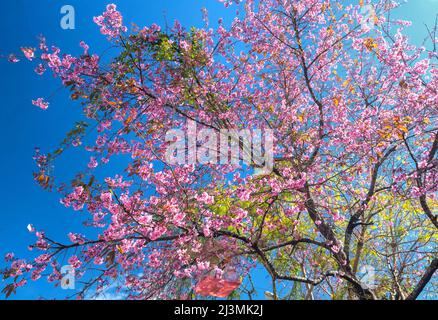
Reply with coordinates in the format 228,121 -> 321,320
2,1 -> 437,300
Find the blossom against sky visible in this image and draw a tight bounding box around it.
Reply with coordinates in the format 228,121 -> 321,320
0,0 -> 437,299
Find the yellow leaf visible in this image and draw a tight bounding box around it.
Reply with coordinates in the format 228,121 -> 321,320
364,38 -> 378,51
373,15 -> 379,25
399,125 -> 409,133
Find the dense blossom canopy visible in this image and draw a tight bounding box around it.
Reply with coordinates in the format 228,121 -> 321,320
2,0 -> 437,300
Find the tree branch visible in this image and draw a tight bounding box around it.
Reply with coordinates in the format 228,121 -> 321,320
406,258 -> 438,300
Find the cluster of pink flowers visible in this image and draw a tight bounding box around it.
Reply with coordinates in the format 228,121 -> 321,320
61,186 -> 89,211
8,54 -> 19,63
93,4 -> 127,39
2,0 -> 437,301
31,98 -> 49,110
88,156 -> 98,169
20,47 -> 35,60
195,192 -> 215,205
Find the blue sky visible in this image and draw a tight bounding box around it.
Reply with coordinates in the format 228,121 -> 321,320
0,0 -> 436,300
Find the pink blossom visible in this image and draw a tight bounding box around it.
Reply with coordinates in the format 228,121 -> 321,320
196,192 -> 215,205
203,219 -> 212,237
14,279 -> 27,288
79,41 -> 89,55
32,98 -> 49,110
34,64 -> 46,75
4,253 -> 14,262
68,255 -> 82,269
31,269 -> 43,281
8,54 -> 19,63
68,232 -> 85,245
100,191 -> 112,204
35,254 -> 51,264
93,4 -> 127,39
27,224 -> 35,233
88,157 -> 98,169
21,47 -> 35,60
